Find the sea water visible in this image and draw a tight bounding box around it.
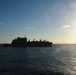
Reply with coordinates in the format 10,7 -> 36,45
0,44 -> 76,75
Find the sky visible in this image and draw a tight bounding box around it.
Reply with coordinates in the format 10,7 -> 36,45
0,0 -> 76,44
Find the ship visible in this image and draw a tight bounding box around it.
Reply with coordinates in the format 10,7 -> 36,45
4,37 -> 52,47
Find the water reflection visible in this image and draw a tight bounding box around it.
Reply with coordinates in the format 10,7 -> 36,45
0,45 -> 76,75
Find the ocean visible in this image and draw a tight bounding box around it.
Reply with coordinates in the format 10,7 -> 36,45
0,44 -> 76,75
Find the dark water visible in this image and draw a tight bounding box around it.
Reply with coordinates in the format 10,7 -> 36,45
0,44 -> 76,75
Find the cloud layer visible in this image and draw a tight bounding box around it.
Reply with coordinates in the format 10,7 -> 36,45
26,26 -> 35,30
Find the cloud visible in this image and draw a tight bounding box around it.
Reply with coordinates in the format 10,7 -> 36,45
70,0 -> 76,10
0,23 -> 3,25
62,25 -> 70,28
26,26 -> 35,30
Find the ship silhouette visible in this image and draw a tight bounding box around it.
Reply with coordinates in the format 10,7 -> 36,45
4,37 -> 52,47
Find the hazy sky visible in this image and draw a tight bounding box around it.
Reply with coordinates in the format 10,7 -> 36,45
0,0 -> 76,44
